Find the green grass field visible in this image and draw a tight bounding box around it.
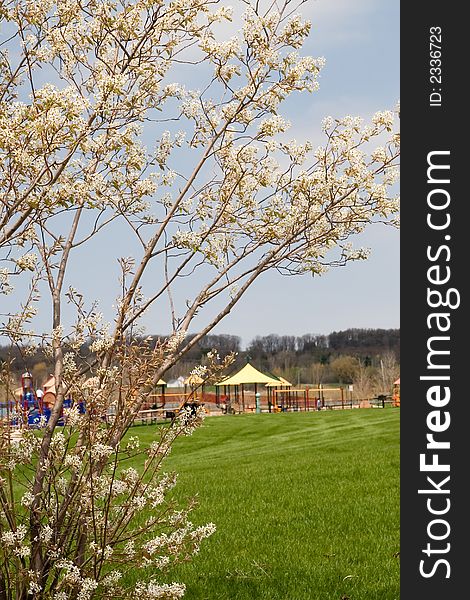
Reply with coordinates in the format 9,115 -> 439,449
131,409 -> 400,600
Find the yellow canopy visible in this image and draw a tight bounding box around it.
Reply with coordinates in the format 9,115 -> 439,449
157,379 -> 166,386
265,376 -> 292,387
216,363 -> 279,386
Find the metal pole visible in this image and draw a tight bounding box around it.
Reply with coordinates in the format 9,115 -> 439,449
380,359 -> 386,395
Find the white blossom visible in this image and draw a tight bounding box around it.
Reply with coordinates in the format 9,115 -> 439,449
15,253 -> 37,271
90,443 -> 114,460
134,580 -> 186,599
20,491 -> 35,507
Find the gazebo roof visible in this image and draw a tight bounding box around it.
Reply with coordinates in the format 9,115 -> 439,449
216,363 -> 280,386
265,376 -> 292,387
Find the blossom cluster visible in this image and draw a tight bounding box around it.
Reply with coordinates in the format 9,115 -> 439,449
1,1 -> 398,597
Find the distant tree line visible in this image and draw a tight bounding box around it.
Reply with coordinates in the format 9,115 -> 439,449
242,329 -> 399,391
247,329 -> 399,360
1,328 -> 399,393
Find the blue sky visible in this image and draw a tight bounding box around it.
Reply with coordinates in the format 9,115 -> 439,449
210,0 -> 400,346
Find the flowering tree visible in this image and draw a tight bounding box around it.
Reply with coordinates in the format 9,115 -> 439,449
0,0 -> 399,597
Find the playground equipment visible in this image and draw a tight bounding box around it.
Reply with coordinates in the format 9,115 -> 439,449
232,382 -> 348,413
304,386 -> 349,409
7,371 -> 211,429
9,373 -> 86,428
214,363 -> 353,413
170,375 -> 212,418
135,375 -> 212,424
215,362 -> 280,412
137,395 -> 209,423
271,388 -> 306,411
18,371 -> 42,426
266,376 -> 292,412
392,377 -> 400,406
143,379 -> 167,410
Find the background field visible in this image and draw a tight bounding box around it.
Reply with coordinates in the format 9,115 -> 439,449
131,409 -> 400,600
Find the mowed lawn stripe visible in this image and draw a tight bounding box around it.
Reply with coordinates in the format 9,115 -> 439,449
129,410 -> 400,600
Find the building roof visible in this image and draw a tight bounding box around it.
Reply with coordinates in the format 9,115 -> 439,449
43,376 -> 56,394
167,376 -> 186,387
265,376 -> 292,387
394,377 -> 400,385
216,363 -> 280,386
